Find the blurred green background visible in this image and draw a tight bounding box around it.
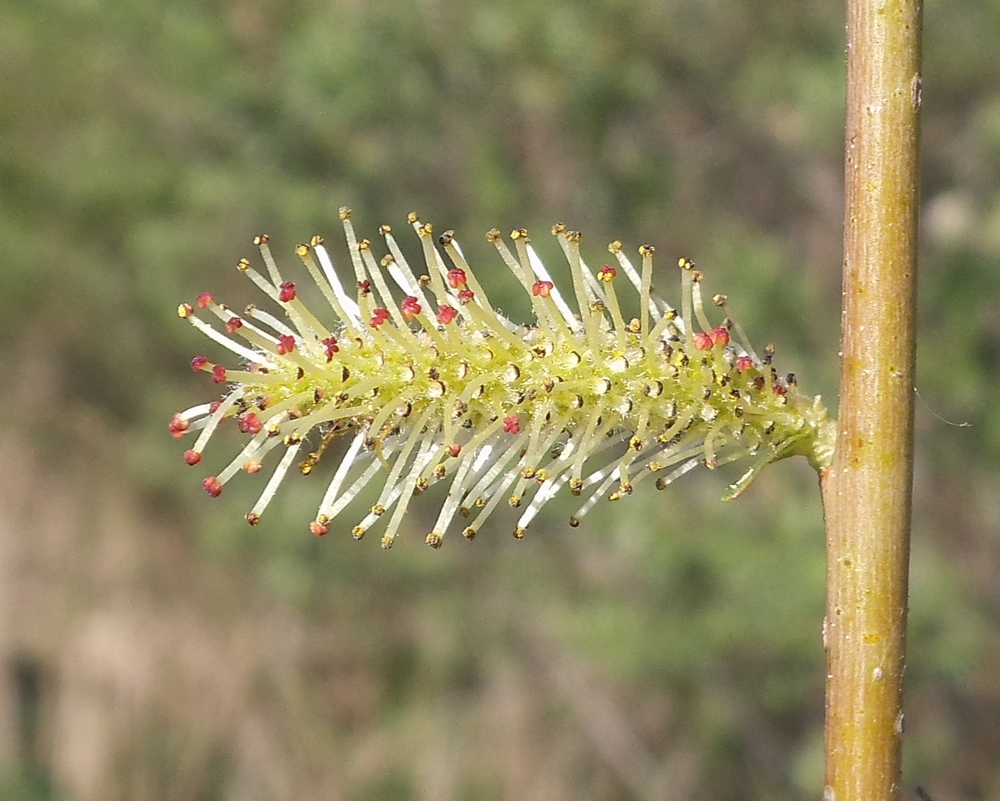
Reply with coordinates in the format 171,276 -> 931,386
2,0 -> 998,799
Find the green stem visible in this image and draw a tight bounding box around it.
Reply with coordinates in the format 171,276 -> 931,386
821,1 -> 922,799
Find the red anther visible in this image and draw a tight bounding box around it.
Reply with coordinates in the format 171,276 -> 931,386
710,326 -> 730,347
447,268 -> 468,288
503,416 -> 521,434
238,412 -> 263,435
447,443 -> 462,458
190,355 -> 210,372
532,280 -> 554,298
168,414 -> 190,438
597,266 -> 616,282
245,512 -> 260,526
197,292 -> 214,308
437,305 -> 458,325
183,449 -> 202,465
457,288 -> 475,305
401,296 -> 422,320
735,355 -> 755,372
309,520 -> 330,537
753,376 -> 766,390
211,365 -> 228,383
278,281 -> 297,302
276,334 -> 296,355
772,383 -> 788,396
244,461 -> 262,474
202,476 -> 223,497
322,336 -> 340,361
370,308 -> 390,328
693,331 -> 714,350
225,316 -> 244,334
356,280 -> 372,296
209,401 -> 221,413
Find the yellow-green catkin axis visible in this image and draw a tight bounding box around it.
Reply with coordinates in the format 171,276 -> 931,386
170,209 -> 836,548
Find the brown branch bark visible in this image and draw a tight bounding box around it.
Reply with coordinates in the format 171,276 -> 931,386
821,1 -> 922,800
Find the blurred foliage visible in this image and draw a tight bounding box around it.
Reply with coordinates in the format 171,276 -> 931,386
1,0 -> 999,799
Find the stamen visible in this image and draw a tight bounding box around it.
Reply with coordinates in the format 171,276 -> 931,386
246,435 -> 304,523
597,265 -> 628,350
408,215 -> 450,303
190,389 -> 243,456
311,238 -> 362,325
679,258 -> 696,351
180,310 -> 278,369
638,245 -> 655,337
380,438 -> 440,549
315,431 -> 366,523
689,270 -> 715,334
611,242 -> 669,328
564,233 -> 604,354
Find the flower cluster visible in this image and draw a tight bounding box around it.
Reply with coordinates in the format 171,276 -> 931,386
171,209 -> 835,548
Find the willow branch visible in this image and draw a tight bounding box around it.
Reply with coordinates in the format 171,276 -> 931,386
820,1 -> 922,799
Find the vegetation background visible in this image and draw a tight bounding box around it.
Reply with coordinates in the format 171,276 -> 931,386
1,0 -> 998,799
